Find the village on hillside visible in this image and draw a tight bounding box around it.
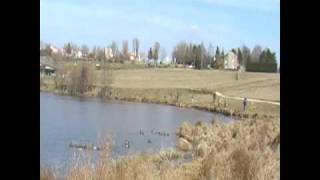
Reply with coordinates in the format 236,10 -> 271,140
40,40 -> 279,76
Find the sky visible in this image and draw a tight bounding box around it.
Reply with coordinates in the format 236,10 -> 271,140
40,0 -> 280,63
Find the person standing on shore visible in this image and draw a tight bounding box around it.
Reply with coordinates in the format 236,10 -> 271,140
243,97 -> 248,112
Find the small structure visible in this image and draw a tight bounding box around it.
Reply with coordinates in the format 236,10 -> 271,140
95,63 -> 101,70
105,47 -> 113,60
129,52 -> 140,62
160,57 -> 171,65
40,63 -> 56,76
224,51 -> 239,70
74,50 -> 82,58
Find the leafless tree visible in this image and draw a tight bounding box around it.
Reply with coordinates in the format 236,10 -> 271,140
96,47 -> 106,61
122,40 -> 129,60
63,43 -> 72,56
68,63 -> 95,95
133,38 -> 139,58
208,43 -> 214,67
241,45 -> 251,65
251,45 -> 263,63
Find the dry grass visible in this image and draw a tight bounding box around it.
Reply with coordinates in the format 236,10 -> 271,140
40,167 -> 56,180
108,69 -> 279,102
42,117 -> 279,180
41,66 -> 279,117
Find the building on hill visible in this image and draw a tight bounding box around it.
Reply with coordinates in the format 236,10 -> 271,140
129,52 -> 140,62
105,47 -> 113,60
224,51 -> 239,70
49,45 -> 63,55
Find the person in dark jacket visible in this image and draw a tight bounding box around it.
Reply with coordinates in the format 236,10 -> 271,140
243,97 -> 248,112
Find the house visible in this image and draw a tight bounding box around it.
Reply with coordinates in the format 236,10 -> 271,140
129,52 -> 140,61
49,45 -> 62,54
69,49 -> 82,58
160,57 -> 171,65
224,51 -> 239,70
75,50 -> 82,58
105,47 -> 113,60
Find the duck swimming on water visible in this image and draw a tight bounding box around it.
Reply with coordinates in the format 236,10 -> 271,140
124,140 -> 130,149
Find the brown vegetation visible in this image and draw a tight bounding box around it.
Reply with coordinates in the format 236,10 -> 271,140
41,117 -> 279,180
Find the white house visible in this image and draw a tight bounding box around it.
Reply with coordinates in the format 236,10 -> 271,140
129,52 -> 140,61
75,50 -> 82,58
105,48 -> 113,60
49,45 -> 62,54
224,51 -> 239,70
160,57 -> 171,64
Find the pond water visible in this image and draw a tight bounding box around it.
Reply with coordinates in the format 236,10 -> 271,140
40,92 -> 234,171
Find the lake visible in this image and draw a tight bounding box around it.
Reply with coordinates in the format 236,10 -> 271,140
40,92 -> 234,171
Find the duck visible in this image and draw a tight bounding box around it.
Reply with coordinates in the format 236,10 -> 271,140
139,129 -> 144,135
124,140 -> 130,149
147,139 -> 152,143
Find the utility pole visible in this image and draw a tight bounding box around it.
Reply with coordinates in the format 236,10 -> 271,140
103,48 -> 106,87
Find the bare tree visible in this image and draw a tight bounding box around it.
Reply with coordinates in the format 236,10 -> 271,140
68,63 -> 95,95
110,41 -> 118,61
133,38 -> 139,58
64,42 -> 72,56
241,45 -> 251,65
96,47 -> 105,61
122,40 -> 129,60
208,43 -> 214,68
153,42 -> 160,64
92,46 -> 97,59
173,41 -> 188,66
148,47 -> 153,65
251,45 -> 263,63
46,45 -> 52,56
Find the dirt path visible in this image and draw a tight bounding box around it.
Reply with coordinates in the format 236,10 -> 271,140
215,92 -> 280,106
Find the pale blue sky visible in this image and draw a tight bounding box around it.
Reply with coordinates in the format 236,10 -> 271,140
40,0 -> 280,62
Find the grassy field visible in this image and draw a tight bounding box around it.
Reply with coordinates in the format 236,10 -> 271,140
107,68 -> 279,101
41,64 -> 280,117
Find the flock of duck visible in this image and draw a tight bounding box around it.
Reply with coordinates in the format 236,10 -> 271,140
140,129 -> 170,137
69,129 -> 171,151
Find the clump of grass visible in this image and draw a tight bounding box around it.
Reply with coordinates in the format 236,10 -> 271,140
158,148 -> 183,161
40,167 -> 56,180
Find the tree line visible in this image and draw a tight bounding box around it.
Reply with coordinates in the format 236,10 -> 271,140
41,40 -> 277,70
172,42 -> 277,70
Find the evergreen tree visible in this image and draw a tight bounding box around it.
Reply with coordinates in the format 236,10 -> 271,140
148,47 -> 153,61
259,50 -> 266,63
237,48 -> 243,65
153,42 -> 160,65
215,46 -> 220,62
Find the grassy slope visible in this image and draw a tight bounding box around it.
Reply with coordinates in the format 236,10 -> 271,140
41,65 -> 280,117
103,68 -> 279,101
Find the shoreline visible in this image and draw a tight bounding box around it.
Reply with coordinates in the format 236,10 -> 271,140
40,86 -> 277,120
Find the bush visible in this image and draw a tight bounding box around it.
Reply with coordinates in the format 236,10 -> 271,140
68,63 -> 95,95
